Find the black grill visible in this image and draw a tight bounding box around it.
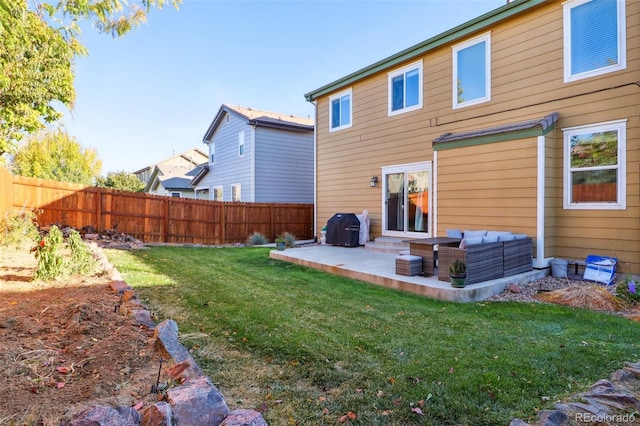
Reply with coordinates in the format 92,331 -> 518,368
326,213 -> 360,247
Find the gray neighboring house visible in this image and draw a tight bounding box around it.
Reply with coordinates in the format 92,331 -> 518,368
134,148 -> 208,198
194,104 -> 314,203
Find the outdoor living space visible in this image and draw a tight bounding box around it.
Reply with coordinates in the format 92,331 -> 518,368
269,241 -> 547,302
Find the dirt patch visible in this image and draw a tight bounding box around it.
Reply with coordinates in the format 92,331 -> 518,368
0,244 -> 161,426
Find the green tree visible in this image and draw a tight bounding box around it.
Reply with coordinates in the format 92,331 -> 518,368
12,128 -> 102,184
0,0 -> 181,155
0,0 -> 76,155
96,170 -> 145,192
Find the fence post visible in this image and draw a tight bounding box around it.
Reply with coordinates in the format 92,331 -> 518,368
163,198 -> 169,243
221,203 -> 226,244
95,188 -> 102,231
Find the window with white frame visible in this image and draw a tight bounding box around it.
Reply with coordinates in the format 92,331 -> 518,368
231,184 -> 241,202
329,89 -> 352,131
239,130 -> 245,157
213,186 -> 223,201
563,0 -> 626,83
388,61 -> 422,116
171,192 -> 181,198
210,142 -> 215,164
563,119 -> 626,210
453,33 -> 491,109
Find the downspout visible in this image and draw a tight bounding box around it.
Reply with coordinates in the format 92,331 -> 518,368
308,99 -> 318,242
251,124 -> 256,202
535,135 -> 547,268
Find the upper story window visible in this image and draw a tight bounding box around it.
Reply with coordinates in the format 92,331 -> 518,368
239,130 -> 245,157
329,89 -> 352,132
388,60 -> 422,116
452,33 -> 491,109
210,142 -> 215,164
563,119 -> 626,210
563,0 -> 626,83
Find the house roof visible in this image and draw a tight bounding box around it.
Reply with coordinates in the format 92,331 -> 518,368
202,104 -> 314,141
134,148 -> 208,175
432,112 -> 559,150
304,0 -> 546,102
146,161 -> 208,192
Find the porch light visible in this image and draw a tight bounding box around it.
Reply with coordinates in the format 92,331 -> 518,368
370,176 -> 378,187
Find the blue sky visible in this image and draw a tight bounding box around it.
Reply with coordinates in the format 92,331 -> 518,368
61,0 -> 506,175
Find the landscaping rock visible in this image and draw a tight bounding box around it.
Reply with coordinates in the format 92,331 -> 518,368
154,320 -> 203,377
220,409 -> 267,426
536,410 -> 567,426
141,402 -> 172,426
68,405 -> 140,426
508,283 -> 522,293
167,377 -> 230,426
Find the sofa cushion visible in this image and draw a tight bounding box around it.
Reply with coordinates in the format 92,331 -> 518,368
464,230 -> 487,238
513,234 -> 528,240
446,229 -> 463,239
482,235 -> 499,243
460,237 -> 483,249
486,231 -> 512,238
498,234 -> 516,242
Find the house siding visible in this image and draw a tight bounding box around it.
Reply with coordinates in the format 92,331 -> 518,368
200,113 -> 252,201
312,0 -> 640,272
254,127 -> 314,203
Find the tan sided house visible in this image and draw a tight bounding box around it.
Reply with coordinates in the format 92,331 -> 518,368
305,0 -> 639,273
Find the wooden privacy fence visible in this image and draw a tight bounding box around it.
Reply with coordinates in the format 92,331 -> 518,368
2,171 -> 313,245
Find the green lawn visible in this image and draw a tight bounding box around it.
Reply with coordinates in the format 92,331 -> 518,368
105,246 -> 640,425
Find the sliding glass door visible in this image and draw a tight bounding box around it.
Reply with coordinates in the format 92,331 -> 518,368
382,162 -> 431,238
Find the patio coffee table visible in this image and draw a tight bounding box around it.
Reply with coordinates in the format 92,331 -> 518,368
405,237 -> 462,276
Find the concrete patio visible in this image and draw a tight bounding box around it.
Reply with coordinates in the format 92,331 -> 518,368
269,244 -> 548,302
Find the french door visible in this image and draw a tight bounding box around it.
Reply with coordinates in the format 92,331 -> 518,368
382,162 -> 432,238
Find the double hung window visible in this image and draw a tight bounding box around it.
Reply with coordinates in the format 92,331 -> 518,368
563,120 -> 626,209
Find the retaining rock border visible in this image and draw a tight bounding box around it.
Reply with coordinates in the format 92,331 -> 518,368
65,242 -> 267,426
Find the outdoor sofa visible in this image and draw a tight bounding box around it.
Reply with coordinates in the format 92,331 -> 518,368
437,230 -> 533,285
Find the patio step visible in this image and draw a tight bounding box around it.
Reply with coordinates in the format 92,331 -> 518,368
365,237 -> 410,254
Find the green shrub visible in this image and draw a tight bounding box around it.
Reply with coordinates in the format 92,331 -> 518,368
282,231 -> 296,248
33,225 -> 98,280
67,230 -> 97,275
0,210 -> 39,247
246,231 -> 267,246
615,274 -> 640,305
33,225 -> 65,280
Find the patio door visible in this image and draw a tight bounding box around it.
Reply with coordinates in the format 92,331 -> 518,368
382,162 -> 431,238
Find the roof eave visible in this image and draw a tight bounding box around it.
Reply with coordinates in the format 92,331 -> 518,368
304,0 -> 547,102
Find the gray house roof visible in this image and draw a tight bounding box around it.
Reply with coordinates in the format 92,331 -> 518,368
202,104 -> 314,141
304,0 -> 546,102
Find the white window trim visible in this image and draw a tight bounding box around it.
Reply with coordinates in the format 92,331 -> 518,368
210,142 -> 215,165
563,0 -> 626,83
387,60 -> 423,117
452,32 -> 491,109
562,119 -> 626,210
239,130 -> 245,157
329,88 -> 353,132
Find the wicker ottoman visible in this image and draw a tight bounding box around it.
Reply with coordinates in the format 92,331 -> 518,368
396,255 -> 422,276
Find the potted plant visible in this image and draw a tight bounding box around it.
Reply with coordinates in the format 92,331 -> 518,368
449,258 -> 467,288
274,236 -> 286,251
